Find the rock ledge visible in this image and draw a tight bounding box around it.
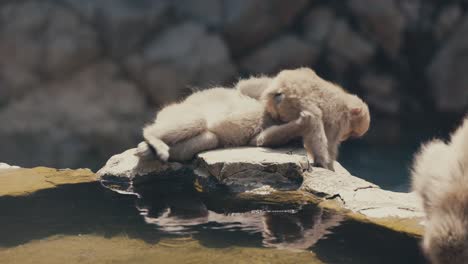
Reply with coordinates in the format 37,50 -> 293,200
97,146 -> 424,236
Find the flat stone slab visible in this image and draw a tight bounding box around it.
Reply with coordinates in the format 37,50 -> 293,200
97,148 -> 192,194
98,146 -> 425,236
301,168 -> 422,218
196,147 -> 309,192
0,167 -> 96,197
300,167 -> 424,235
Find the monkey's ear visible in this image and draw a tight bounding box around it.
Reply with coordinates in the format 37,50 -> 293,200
351,107 -> 362,116
273,92 -> 284,104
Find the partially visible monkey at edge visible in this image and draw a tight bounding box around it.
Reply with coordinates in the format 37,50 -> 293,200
411,117 -> 468,264
237,68 -> 370,170
137,68 -> 370,171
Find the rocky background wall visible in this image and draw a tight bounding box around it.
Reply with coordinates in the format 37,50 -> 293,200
1,0 -> 467,170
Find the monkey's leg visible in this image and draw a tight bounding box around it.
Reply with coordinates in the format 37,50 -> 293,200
146,104 -> 207,145
168,131 -> 219,162
250,112 -> 310,147
141,106 -> 207,161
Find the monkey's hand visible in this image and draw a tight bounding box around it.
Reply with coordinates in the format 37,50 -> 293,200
296,111 -> 313,129
313,161 -> 335,172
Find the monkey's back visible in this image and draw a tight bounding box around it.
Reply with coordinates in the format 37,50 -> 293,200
185,88 -> 266,147
412,118 -> 468,211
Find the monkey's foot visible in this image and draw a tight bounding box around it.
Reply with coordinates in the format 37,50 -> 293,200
255,134 -> 266,147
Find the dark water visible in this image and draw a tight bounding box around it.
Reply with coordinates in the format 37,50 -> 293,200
340,119 -> 456,192
0,181 -> 426,264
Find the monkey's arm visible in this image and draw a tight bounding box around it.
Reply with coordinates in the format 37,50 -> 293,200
326,129 -> 340,163
169,131 -> 219,161
302,110 -> 334,171
250,112 -> 310,147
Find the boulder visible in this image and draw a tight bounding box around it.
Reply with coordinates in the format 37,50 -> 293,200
303,7 -> 336,46
240,35 -> 319,75
64,0 -> 170,57
196,147 -> 309,192
0,1 -> 99,78
0,1 -> 99,104
427,16 -> 468,113
0,62 -> 148,169
125,22 -> 237,106
301,168 -> 422,219
326,20 -> 376,73
348,0 -> 405,58
433,4 -> 462,40
172,0 -> 223,28
360,72 -> 400,115
222,0 -> 308,56
97,148 -> 191,194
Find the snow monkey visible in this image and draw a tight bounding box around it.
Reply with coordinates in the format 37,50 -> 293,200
236,68 -> 370,171
135,87 -> 312,162
137,68 -> 370,171
411,117 -> 468,264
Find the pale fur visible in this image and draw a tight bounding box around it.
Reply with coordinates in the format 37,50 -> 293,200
139,68 -> 370,166
137,87 -> 310,162
236,75 -> 272,100
411,117 -> 468,264
238,68 -> 371,171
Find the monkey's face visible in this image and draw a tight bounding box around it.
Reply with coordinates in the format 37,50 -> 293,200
261,68 -> 315,122
342,103 -> 370,141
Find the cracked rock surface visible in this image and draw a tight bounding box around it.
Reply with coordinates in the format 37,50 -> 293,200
97,146 -> 424,235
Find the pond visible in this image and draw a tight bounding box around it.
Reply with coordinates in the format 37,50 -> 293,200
340,119 -> 456,192
0,179 -> 426,264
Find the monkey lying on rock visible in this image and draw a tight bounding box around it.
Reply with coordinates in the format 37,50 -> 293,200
137,68 -> 370,171
135,86 -> 310,163
411,117 -> 468,264
237,68 -> 370,170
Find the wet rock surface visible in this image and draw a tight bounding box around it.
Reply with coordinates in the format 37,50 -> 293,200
0,166 -> 95,197
97,147 -> 424,236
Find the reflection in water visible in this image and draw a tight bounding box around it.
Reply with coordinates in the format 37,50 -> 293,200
0,180 -> 426,264
138,191 -> 344,250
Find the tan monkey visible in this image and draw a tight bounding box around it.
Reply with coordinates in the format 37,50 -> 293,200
138,68 -> 370,170
237,68 -> 370,171
411,117 -> 468,264
135,87 -> 310,162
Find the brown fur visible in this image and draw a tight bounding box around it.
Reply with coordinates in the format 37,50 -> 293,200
411,117 -> 468,264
